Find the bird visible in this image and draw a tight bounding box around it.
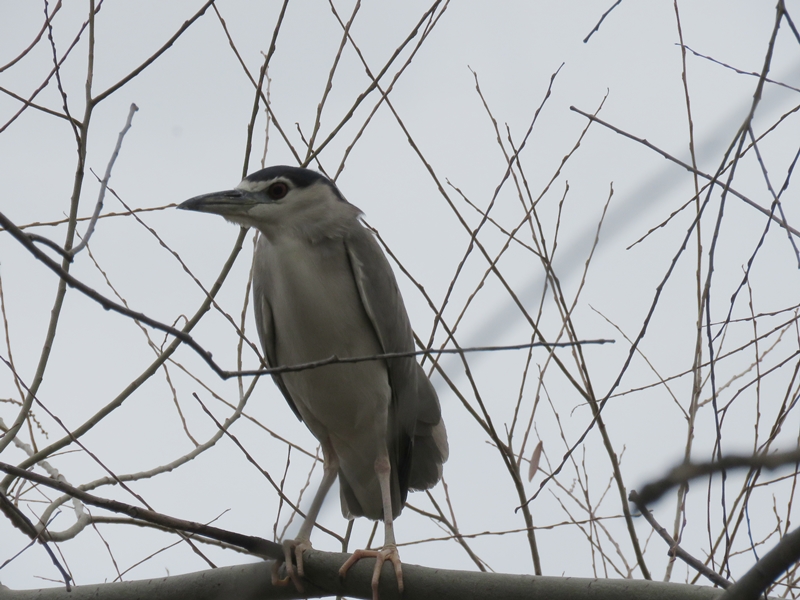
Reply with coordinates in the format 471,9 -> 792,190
178,165 -> 448,599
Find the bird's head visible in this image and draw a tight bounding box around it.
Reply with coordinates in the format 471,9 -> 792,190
178,165 -> 360,237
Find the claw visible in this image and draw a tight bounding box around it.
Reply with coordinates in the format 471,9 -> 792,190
339,544 -> 403,600
270,560 -> 290,587
271,538 -> 313,591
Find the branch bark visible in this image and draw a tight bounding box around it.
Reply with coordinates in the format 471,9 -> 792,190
0,555 -> 729,600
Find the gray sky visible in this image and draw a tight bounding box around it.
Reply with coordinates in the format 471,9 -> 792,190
2,1 -> 800,592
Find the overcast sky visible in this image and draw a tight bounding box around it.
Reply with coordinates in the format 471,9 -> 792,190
2,1 -> 800,593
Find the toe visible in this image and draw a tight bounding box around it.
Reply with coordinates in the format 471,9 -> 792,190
340,545 -> 404,598
338,549 -> 363,579
279,538 -> 312,592
270,560 -> 290,587
371,557 -> 384,600
294,544 -> 306,578
388,553 -> 404,593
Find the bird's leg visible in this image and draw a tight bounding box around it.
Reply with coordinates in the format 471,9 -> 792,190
273,441 -> 338,590
339,454 -> 403,600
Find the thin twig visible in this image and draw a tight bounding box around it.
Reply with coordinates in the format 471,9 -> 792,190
69,103 -> 138,257
0,461 -> 283,560
629,490 -> 731,588
583,0 -> 623,43
569,106 -> 800,239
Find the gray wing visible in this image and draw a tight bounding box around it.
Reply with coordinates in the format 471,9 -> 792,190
343,224 -> 448,497
252,234 -> 303,421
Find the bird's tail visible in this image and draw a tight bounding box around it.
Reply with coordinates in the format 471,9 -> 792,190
408,416 -> 448,491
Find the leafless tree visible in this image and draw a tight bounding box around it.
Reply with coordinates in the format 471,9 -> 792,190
2,2 -> 800,599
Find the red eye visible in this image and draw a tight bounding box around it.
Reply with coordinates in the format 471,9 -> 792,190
267,181 -> 289,200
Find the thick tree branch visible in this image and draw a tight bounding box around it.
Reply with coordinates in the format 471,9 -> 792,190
0,555 -> 729,600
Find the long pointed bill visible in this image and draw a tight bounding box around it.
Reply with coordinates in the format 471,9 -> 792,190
177,189 -> 262,218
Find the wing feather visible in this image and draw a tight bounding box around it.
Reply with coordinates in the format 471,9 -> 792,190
343,225 -> 447,500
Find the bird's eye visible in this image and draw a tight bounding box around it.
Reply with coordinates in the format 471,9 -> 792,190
267,181 -> 289,200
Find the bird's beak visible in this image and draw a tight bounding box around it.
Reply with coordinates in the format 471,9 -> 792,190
177,189 -> 261,217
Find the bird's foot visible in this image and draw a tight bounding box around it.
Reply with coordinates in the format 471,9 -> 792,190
339,544 -> 403,600
271,538 -> 313,591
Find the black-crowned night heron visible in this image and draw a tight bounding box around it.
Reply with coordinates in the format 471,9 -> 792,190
179,165 -> 448,599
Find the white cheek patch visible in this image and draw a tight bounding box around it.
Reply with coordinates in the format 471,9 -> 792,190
236,177 -> 291,194
221,213 -> 253,228
218,179 -> 357,234
208,201 -> 274,229
246,203 -> 275,220
290,182 -> 345,207
235,179 -> 266,193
